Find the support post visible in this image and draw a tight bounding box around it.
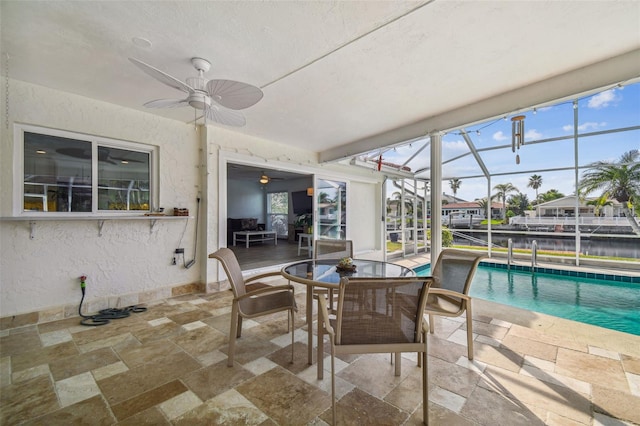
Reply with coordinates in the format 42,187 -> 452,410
430,132 -> 443,261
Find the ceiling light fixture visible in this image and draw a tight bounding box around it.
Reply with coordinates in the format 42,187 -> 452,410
259,175 -> 269,184
36,150 -> 46,154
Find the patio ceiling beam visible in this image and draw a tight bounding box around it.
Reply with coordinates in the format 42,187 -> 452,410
348,158 -> 415,179
319,48 -> 640,163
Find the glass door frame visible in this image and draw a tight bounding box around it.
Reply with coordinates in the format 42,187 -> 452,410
313,175 -> 348,241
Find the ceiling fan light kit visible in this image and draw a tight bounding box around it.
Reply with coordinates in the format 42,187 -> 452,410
129,57 -> 263,127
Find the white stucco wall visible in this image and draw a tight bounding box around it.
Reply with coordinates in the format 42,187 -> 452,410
0,79 -> 385,319
0,80 -> 201,316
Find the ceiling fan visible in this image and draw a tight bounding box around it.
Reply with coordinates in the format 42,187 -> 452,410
259,172 -> 284,184
129,57 -> 263,127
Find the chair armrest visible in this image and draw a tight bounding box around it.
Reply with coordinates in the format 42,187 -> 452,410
427,288 -> 472,301
237,284 -> 295,300
244,271 -> 283,284
317,294 -> 335,339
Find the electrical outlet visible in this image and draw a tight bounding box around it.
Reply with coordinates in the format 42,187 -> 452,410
172,257 -> 177,265
175,248 -> 184,254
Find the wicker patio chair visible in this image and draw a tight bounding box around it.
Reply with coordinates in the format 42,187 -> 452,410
209,248 -> 297,367
317,276 -> 432,425
425,249 -> 485,360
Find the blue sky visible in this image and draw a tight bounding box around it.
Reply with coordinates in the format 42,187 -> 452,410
382,80 -> 640,203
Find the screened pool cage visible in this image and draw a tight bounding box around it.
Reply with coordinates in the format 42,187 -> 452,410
348,80 -> 640,265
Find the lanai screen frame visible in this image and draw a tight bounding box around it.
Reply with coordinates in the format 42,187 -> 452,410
355,79 -> 640,265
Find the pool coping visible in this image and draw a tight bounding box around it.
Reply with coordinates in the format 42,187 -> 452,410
413,260 -> 640,284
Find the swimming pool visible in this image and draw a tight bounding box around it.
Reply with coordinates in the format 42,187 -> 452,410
415,263 -> 640,336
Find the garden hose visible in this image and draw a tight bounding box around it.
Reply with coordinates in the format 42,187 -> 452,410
78,276 -> 147,326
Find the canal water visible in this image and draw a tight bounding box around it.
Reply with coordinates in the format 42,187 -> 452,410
454,233 -> 639,259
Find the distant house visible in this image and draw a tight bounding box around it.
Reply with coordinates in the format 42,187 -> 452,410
535,196 -> 625,217
442,201 -> 502,219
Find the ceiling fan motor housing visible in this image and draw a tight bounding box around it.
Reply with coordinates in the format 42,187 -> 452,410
188,93 -> 211,110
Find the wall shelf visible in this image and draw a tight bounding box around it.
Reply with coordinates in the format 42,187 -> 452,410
0,215 -> 193,239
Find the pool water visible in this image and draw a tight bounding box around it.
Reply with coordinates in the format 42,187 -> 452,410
415,264 -> 640,336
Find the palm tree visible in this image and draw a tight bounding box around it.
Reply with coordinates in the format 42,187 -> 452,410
476,197 -> 491,219
586,195 -> 613,217
538,189 -> 565,203
578,149 -> 640,235
528,174 -> 543,202
449,178 -> 461,198
493,183 -> 518,220
507,192 -> 530,216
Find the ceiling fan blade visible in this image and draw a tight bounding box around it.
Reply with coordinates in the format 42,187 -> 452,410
206,80 -> 263,110
143,98 -> 189,108
129,58 -> 194,94
205,105 -> 246,127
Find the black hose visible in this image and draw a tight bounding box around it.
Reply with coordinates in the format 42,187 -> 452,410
78,285 -> 147,326
185,197 -> 200,269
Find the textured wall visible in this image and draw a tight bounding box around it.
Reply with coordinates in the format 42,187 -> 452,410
0,79 -> 385,318
0,80 -> 200,316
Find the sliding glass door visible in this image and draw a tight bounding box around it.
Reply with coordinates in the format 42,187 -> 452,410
316,179 -> 346,239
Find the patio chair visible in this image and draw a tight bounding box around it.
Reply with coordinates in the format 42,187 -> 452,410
425,249 -> 485,360
209,248 -> 297,367
314,239 -> 353,260
318,276 -> 432,425
314,239 -> 354,309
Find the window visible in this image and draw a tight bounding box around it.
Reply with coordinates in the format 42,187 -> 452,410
16,125 -> 157,215
267,192 -> 288,237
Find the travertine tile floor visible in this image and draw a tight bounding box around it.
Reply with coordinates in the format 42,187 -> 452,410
1,276 -> 639,425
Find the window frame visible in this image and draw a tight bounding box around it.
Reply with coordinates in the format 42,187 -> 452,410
13,124 -> 159,217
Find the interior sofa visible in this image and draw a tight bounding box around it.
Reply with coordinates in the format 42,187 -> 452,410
227,218 -> 265,245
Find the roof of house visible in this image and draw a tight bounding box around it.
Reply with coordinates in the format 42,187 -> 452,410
536,195 -> 623,208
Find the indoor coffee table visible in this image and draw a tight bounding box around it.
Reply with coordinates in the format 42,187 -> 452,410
233,230 -> 277,248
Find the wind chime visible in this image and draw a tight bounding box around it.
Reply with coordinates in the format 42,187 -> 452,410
511,115 -> 526,164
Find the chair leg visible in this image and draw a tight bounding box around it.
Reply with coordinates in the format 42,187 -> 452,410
328,289 -> 334,311
331,346 -> 337,426
317,316 -> 324,380
228,304 -> 239,367
394,352 -> 401,376
429,314 -> 434,334
290,308 -> 295,364
422,350 -> 428,425
236,316 -> 243,338
466,305 -> 474,360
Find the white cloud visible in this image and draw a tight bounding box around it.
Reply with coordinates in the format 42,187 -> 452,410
562,121 -> 608,132
587,89 -> 618,109
524,129 -> 542,140
577,121 -> 607,131
493,131 -> 508,141
443,140 -> 467,151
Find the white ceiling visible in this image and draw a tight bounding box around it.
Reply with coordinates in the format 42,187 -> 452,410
2,1 -> 639,162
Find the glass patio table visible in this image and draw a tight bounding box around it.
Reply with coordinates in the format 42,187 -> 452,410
281,258 -> 415,371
